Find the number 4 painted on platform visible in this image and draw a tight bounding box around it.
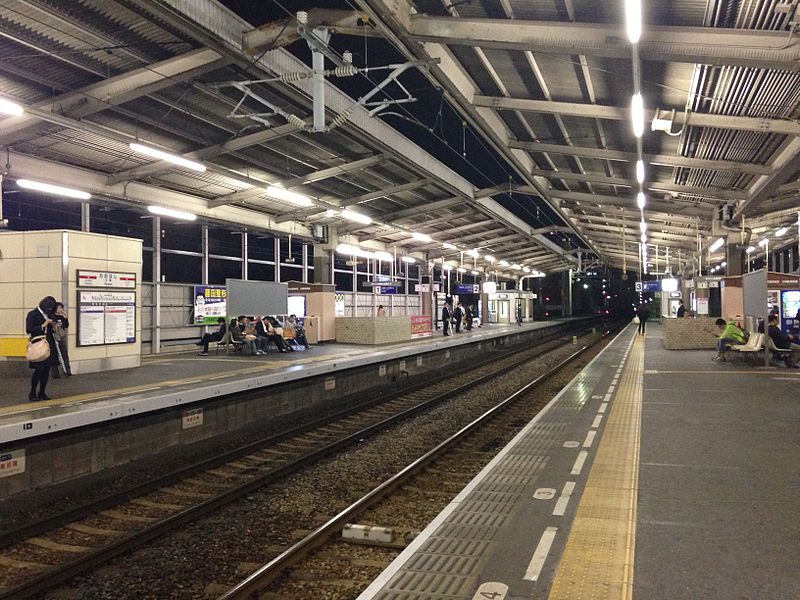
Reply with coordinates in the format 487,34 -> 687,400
472,582 -> 508,600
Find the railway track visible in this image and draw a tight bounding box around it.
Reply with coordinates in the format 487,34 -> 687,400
0,320 -> 602,599
215,328 -> 617,599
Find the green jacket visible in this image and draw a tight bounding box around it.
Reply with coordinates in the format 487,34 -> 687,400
719,323 -> 745,343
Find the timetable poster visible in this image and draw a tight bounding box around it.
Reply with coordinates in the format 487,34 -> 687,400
78,290 -> 136,346
193,285 -> 227,325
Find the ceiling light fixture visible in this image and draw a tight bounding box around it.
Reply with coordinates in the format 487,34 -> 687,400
412,232 -> 432,243
340,209 -> 372,225
129,142 -> 206,172
0,97 -> 24,116
466,249 -> 480,258
635,160 -> 645,183
147,205 -> 197,221
640,233 -> 647,243
484,255 -> 496,263
709,237 -> 725,252
639,221 -> 647,233
442,264 -> 453,271
17,179 -> 91,200
631,93 -> 644,138
401,256 -> 416,263
442,242 -> 457,250
758,238 -> 769,247
625,0 -> 642,43
775,227 -> 788,237
746,246 -> 756,254
457,267 -> 467,273
637,192 -> 646,209
264,186 -> 314,207
374,251 -> 393,261
498,260 -> 510,267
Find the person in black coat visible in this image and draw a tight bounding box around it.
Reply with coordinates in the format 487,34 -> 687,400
637,304 -> 650,335
453,302 -> 464,333
196,317 -> 227,355
26,295 -> 58,401
464,305 -> 474,331
676,299 -> 686,318
50,302 -> 72,378
442,301 -> 452,336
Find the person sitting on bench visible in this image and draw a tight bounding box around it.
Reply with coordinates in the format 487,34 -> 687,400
196,317 -> 226,356
713,318 -> 745,362
766,314 -> 800,368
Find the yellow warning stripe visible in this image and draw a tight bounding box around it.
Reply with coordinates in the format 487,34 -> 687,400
549,334 -> 643,600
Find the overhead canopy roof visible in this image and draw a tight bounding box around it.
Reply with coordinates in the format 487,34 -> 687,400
1,0 -> 797,276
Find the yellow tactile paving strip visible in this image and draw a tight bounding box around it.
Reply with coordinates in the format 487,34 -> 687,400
549,334 -> 643,600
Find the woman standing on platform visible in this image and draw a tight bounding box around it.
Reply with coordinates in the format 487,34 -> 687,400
26,295 -> 58,401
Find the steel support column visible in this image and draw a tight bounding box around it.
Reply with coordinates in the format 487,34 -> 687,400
241,231 -> 248,280
80,203 -> 90,232
152,216 -> 161,355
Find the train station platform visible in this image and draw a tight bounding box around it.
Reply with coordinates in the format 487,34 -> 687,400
357,322 -> 800,600
0,319 -> 594,498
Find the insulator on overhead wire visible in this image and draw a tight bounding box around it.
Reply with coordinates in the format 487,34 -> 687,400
286,114 -> 307,130
328,106 -> 354,130
279,71 -> 312,82
331,64 -> 358,77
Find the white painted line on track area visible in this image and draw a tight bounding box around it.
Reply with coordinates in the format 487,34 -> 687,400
598,402 -> 608,413
553,482 -> 576,517
591,415 -> 603,428
524,526 -> 558,581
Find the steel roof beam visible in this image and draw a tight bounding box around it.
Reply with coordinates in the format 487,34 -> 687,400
733,136 -> 800,219
474,96 -> 800,136
207,154 -> 386,208
554,191 -> 710,217
511,141 -> 770,175
409,16 -> 800,70
530,169 -> 745,200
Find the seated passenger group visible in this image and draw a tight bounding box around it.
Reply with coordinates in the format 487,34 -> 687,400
197,314 -> 310,356
714,314 -> 799,368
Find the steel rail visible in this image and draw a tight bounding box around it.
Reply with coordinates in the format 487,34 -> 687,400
0,319 -> 604,600
216,325 -> 619,599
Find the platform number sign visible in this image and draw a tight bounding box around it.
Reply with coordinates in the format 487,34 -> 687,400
182,408 -> 203,429
472,582 -> 508,600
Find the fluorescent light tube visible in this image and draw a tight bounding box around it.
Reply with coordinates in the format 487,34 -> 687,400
412,232 -> 432,243
631,93 -> 644,138
466,249 -> 480,258
745,246 -> 755,254
17,179 -> 91,200
498,260 -> 509,267
637,192 -> 646,209
471,270 -> 479,275
625,0 -> 642,43
147,205 -> 197,221
442,242 -> 457,249
775,227 -> 788,237
635,159 -> 645,183
401,256 -> 416,263
484,255 -> 496,263
639,221 -> 647,233
374,251 -> 393,261
265,186 -> 314,207
340,209 -> 372,225
457,267 -> 466,273
709,237 -> 725,252
130,142 -> 206,172
442,264 -> 453,271
0,97 -> 23,116
640,233 -> 647,243
758,238 -> 769,247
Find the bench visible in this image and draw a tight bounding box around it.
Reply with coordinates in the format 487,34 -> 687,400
215,331 -> 244,354
730,333 -> 763,363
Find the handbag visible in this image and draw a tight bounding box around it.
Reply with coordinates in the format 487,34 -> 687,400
27,335 -> 51,362
633,316 -> 640,324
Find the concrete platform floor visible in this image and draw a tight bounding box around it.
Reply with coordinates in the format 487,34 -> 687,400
1,321 -> 555,411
